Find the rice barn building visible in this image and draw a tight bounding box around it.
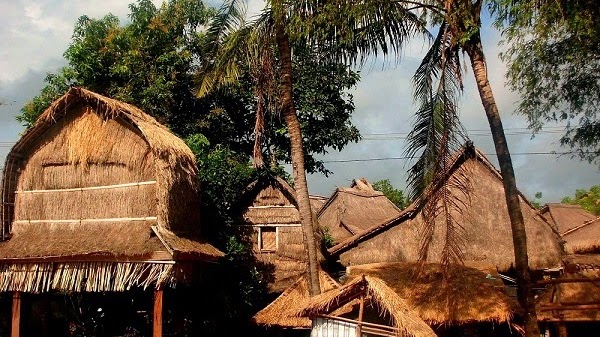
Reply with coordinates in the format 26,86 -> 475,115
0,88 -> 223,337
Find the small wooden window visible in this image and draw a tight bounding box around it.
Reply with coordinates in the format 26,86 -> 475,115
259,226 -> 277,252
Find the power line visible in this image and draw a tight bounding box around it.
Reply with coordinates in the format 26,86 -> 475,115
321,151 -> 589,163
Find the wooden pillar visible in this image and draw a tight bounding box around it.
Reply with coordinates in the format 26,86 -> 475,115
357,294 -> 365,336
11,292 -> 21,337
557,323 -> 568,337
153,288 -> 163,337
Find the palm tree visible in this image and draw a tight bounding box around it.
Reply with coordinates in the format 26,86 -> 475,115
198,0 -> 324,295
296,0 -> 539,335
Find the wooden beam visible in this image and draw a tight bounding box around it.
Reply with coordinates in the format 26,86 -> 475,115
537,278 -> 600,285
357,295 -> 365,336
557,323 -> 568,337
539,304 -> 600,311
11,292 -> 21,337
153,288 -> 163,337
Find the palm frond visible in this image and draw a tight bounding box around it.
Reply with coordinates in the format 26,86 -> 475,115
405,22 -> 470,269
289,0 -> 431,66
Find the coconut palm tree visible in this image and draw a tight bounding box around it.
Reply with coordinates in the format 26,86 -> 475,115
296,0 -> 539,334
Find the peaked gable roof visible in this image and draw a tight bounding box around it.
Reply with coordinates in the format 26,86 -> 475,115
328,145 -> 562,271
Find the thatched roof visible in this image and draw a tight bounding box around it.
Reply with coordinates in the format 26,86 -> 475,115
537,269 -> 600,322
239,175 -> 300,225
328,146 -> 562,271
309,195 -> 328,213
562,217 -> 600,254
343,263 -> 519,326
297,273 -> 437,337
252,270 -> 340,328
540,203 -> 597,235
0,88 -> 223,292
317,178 -> 401,243
562,254 -> 600,271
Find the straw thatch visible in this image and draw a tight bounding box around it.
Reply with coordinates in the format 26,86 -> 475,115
0,87 -> 223,292
0,262 -> 175,293
329,147 -> 562,271
562,217 -> 600,254
237,175 -> 314,292
563,254 -> 600,270
537,269 -> 600,322
297,273 -> 437,337
318,178 -> 401,243
540,203 -> 597,235
252,270 -> 341,328
310,195 -> 329,213
2,87 -> 202,237
345,263 -> 518,326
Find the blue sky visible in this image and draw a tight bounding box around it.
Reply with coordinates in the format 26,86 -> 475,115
1,0 -> 598,202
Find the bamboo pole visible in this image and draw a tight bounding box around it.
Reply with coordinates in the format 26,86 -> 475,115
357,294 -> 365,336
11,291 -> 21,337
153,288 -> 163,337
15,180 -> 157,194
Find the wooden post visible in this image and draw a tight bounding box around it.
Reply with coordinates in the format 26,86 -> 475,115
153,288 -> 163,337
11,292 -> 21,337
357,294 -> 365,336
557,323 -> 568,337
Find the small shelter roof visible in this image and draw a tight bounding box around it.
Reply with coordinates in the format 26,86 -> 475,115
239,175 -> 300,225
309,195 -> 328,213
344,262 -> 518,325
252,270 -> 340,328
317,178 -> 401,242
297,273 -> 437,337
328,145 -> 562,271
540,203 -> 597,235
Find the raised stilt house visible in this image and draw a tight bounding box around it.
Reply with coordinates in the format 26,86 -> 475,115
0,87 -> 223,337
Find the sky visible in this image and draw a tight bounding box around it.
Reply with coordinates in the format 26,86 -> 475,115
0,0 -> 598,203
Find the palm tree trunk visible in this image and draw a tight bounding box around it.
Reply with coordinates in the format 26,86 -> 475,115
464,33 -> 540,337
273,2 -> 322,296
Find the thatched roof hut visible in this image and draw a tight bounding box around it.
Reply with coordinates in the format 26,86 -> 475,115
252,270 -> 340,329
317,178 -> 401,243
540,203 -> 597,235
328,146 -> 562,271
561,217 -> 600,255
238,175 -> 309,292
0,87 -> 223,294
297,271 -> 437,337
310,195 -> 328,213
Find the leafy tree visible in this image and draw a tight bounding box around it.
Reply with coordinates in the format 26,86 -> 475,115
562,185 -> 600,215
18,0 -> 360,175
531,191 -> 543,210
495,0 -> 600,164
373,179 -> 408,209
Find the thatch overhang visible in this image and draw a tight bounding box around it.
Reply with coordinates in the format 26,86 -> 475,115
297,272 -> 437,337
328,145 -> 562,271
317,178 -> 401,243
0,87 -> 223,292
344,263 -> 519,326
239,175 -> 300,225
309,195 -> 328,213
252,270 -> 340,328
540,203 -> 597,235
561,217 -> 600,254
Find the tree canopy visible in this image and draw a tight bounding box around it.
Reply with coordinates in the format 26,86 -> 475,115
495,0 -> 600,164
562,185 -> 600,215
18,0 -> 360,175
373,179 -> 408,209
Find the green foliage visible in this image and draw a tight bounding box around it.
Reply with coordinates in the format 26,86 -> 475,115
531,191 -> 543,210
18,0 -> 360,175
320,226 -> 335,248
494,0 -> 600,164
561,185 -> 600,215
372,179 -> 408,210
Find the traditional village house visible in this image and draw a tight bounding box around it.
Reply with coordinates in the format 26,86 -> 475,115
327,145 -> 563,273
238,175 -> 311,293
317,178 -> 401,243
0,88 -> 223,337
537,205 -> 600,336
297,262 -> 519,337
